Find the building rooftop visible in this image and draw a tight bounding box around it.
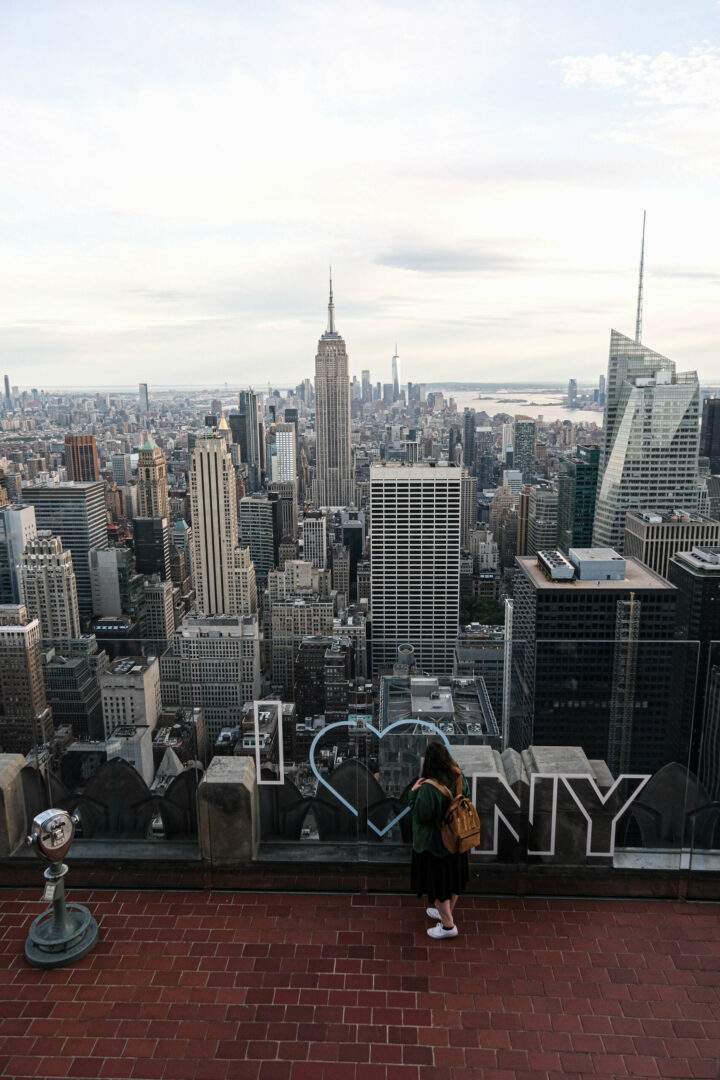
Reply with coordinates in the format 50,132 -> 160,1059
672,547 -> 720,573
106,656 -> 156,676
0,889 -> 716,1079
518,554 -> 676,591
627,509 -> 718,526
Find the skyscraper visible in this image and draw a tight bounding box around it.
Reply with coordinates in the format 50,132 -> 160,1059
65,435 -> 100,482
700,398 -> 720,474
567,378 -> 577,405
189,432 -> 239,615
22,482 -> 108,618
236,390 -> 261,492
593,336 -> 700,551
17,532 -> 81,641
136,435 -> 170,519
133,517 -> 171,580
513,549 -> 679,773
0,504 -> 37,603
361,369 -> 372,404
271,423 -> 297,484
391,346 -> 400,402
557,446 -> 600,552
313,274 -> 353,508
3,374 -> 11,410
526,487 -> 559,556
370,462 -> 461,675
239,494 -> 281,583
463,409 -> 476,469
512,419 -> 536,481
0,604 -> 53,754
138,382 -> 150,415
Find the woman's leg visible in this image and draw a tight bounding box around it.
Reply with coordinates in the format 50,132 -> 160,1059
450,894 -> 458,912
434,898 -> 455,929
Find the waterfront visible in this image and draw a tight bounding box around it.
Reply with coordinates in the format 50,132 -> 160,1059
441,388 -> 602,424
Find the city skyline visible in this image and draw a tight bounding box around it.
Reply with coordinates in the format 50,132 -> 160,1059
1,2 -> 718,387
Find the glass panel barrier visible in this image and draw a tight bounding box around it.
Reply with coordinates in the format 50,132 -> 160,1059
687,639 -> 720,899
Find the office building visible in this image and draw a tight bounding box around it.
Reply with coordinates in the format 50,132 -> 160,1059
527,487 -> 559,557
100,655 -> 161,738
0,604 -> 53,754
90,547 -> 145,623
159,614 -> 261,744
111,453 -> 133,487
231,545 -> 258,615
361,369 -> 372,404
330,542 -> 350,607
557,446 -> 600,552
462,409 -> 476,469
189,432 -> 238,614
239,494 -> 281,583
700,398 -> 720,474
313,277 -> 353,507
143,577 -> 175,647
136,436 -> 170,519
333,607 -> 368,678
133,517 -> 171,580
624,511 -> 720,579
461,471 -> 478,549
568,378 -> 578,405
370,463 -> 461,675
22,482 -> 108,618
0,504 -> 37,603
270,423 -> 297,484
17,532 -> 81,642
138,383 -> 150,415
513,419 -> 536,481
64,435 -> 100,483
295,634 -> 355,722
454,623 -> 505,718
43,651 -> 103,741
3,374 -> 10,410
593,331 -> 700,551
234,390 -> 261,492
302,512 -> 327,569
513,549 -> 678,773
267,480 -> 298,541
270,596 -> 334,696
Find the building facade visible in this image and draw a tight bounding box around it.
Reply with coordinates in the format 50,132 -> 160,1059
17,532 -> 81,642
189,432 -> 239,614
0,604 -> 53,754
624,510 -> 720,579
22,482 -> 108,618
370,463 -> 461,675
313,279 -> 353,508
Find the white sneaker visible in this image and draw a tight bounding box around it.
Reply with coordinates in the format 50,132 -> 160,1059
427,922 -> 459,940
426,906 -> 441,920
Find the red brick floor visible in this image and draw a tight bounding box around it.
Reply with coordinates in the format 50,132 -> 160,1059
0,890 -> 718,1080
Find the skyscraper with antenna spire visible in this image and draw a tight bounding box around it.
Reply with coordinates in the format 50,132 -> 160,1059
391,345 -> 400,402
313,271 -> 354,508
593,213 -> 700,551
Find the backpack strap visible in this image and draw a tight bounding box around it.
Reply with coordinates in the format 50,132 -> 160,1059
423,778 -> 453,801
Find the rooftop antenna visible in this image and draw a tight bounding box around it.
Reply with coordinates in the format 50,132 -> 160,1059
635,210 -> 646,344
327,266 -> 336,333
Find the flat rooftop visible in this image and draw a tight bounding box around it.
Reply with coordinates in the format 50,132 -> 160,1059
517,555 -> 676,591
0,889 -> 717,1080
627,509 -> 718,525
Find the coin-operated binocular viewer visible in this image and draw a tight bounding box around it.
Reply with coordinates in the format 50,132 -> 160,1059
24,809 -> 99,968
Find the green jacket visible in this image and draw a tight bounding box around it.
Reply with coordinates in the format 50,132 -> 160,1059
408,772 -> 470,857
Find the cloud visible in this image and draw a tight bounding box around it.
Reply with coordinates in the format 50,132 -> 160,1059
557,47 -> 720,107
376,246 -> 531,274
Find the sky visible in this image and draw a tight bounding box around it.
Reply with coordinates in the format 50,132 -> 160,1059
1,1 -> 719,389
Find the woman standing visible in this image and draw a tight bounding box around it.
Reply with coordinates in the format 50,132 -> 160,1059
408,742 -> 470,939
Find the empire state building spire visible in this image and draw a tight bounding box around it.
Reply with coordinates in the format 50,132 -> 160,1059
327,266 -> 336,334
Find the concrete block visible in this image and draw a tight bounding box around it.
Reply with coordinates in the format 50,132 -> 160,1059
198,755 -> 257,865
0,754 -> 28,856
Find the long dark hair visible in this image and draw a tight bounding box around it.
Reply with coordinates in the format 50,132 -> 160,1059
421,741 -> 460,783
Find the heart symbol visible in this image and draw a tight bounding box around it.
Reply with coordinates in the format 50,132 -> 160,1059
308,717 -> 452,838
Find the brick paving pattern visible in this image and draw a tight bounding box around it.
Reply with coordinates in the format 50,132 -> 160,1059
0,890 -> 718,1079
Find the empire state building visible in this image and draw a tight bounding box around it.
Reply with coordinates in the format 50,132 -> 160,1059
313,275 -> 354,508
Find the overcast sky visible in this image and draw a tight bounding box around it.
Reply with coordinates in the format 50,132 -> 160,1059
1,1 -> 719,389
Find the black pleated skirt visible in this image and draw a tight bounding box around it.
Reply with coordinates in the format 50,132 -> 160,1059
411,849 -> 470,903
